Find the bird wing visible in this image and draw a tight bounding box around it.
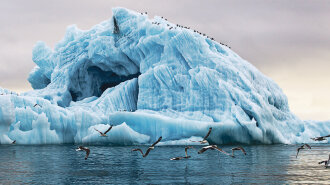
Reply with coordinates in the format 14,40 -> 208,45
213,146 -> 231,156
304,144 -> 311,149
150,136 -> 162,147
33,104 -> 37,107
237,147 -> 246,155
318,160 -> 326,164
198,146 -> 211,154
132,148 -> 144,156
104,125 -> 113,134
144,147 -> 153,157
84,148 -> 90,159
296,148 -> 301,158
94,128 -> 103,135
170,157 -> 183,160
203,127 -> 212,140
184,147 -> 193,157
323,134 -> 330,138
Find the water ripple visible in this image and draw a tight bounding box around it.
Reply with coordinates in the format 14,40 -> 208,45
0,144 -> 329,184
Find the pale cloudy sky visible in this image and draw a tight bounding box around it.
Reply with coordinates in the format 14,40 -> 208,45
0,0 -> 329,120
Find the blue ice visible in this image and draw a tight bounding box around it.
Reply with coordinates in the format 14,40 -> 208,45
0,7 -> 329,145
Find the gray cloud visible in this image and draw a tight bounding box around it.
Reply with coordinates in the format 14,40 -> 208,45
0,0 -> 330,120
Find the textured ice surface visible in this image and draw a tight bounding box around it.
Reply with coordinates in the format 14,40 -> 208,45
0,7 -> 329,145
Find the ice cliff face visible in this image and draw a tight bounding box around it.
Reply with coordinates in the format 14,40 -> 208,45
0,7 -> 329,145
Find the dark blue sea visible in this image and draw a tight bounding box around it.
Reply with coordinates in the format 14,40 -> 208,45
0,144 -> 329,184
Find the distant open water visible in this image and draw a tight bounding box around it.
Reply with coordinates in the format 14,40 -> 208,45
0,144 -> 329,184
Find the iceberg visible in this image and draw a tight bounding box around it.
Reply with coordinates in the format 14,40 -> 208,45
0,7 -> 329,145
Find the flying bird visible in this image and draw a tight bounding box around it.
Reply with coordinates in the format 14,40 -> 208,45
318,154 -> 330,168
296,144 -> 311,158
33,104 -> 42,108
12,140 -> 16,144
76,146 -> 90,160
170,146 -> 194,160
311,135 -> 330,141
132,136 -> 162,157
231,146 -> 246,157
191,127 -> 212,144
94,125 -> 113,137
198,145 -> 231,157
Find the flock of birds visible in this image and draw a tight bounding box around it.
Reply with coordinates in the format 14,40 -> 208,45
3,91 -> 330,168
295,135 -> 330,168
74,126 -> 330,169
139,12 -> 231,49
2,11 -> 329,170
75,127 -> 246,162
0,92 -> 19,96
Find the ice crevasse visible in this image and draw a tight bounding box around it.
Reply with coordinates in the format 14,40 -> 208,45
0,7 -> 329,145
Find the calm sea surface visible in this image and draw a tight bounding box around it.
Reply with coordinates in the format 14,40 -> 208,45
0,144 -> 329,184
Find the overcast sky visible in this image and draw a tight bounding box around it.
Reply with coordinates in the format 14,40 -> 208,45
0,0 -> 330,120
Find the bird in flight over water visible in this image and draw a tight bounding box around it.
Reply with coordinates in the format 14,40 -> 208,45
318,154 -> 330,168
198,145 -> 231,157
231,146 -> 246,157
76,146 -> 90,160
311,135 -> 330,141
170,146 -> 194,160
191,127 -> 212,144
296,144 -> 311,158
94,125 -> 113,137
132,136 -> 162,158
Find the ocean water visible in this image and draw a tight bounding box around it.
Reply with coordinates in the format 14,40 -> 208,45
0,144 -> 329,184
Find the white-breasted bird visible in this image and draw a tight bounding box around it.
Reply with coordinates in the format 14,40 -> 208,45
76,146 -> 90,160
